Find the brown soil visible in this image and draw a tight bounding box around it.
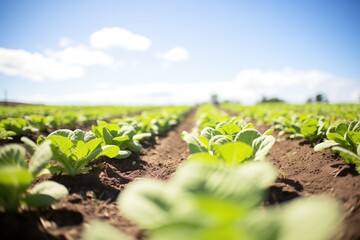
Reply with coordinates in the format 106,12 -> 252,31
0,110 -> 196,240
233,112 -> 360,240
266,134 -> 360,240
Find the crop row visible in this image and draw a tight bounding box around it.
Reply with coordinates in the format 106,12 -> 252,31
0,105 -> 159,138
0,106 -> 190,212
222,103 -> 360,174
221,103 -> 360,123
0,105 -> 184,141
0,105 -> 158,119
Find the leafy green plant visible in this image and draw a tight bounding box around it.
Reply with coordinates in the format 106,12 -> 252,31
92,121 -> 151,154
83,161 -> 340,240
182,120 -> 275,162
0,127 -> 16,140
111,108 -> 186,137
187,141 -> 273,165
24,114 -> 49,132
0,117 -> 38,138
315,121 -> 360,173
148,114 -> 179,134
109,160 -> 340,240
221,102 -> 360,128
38,129 -> 122,176
0,138 -> 68,212
287,117 -> 329,142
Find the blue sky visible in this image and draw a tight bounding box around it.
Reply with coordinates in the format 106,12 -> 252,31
0,0 -> 359,105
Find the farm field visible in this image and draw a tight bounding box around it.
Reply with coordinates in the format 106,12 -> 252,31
0,103 -> 359,240
1,1 -> 359,239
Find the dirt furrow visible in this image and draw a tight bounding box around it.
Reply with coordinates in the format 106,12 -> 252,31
267,137 -> 360,240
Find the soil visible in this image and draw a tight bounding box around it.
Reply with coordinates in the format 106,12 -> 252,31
265,133 -> 360,240
1,110 -> 360,240
0,110 -> 196,240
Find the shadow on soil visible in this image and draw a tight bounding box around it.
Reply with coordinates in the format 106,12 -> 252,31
266,178 -> 303,205
0,209 -> 83,240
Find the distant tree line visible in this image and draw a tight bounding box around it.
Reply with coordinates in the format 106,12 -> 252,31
258,93 -> 329,104
306,93 -> 328,103
259,96 -> 284,103
210,93 -> 330,105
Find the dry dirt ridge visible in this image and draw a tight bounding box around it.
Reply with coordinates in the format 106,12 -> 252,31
0,110 -> 359,240
265,134 -> 360,240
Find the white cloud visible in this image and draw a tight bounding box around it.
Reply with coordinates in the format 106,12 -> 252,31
233,68 -> 357,103
0,48 -> 85,81
161,62 -> 171,69
46,46 -> 122,69
59,37 -> 72,48
19,82 -> 211,105
95,81 -> 111,89
235,68 -> 334,89
156,47 -> 190,62
18,68 -> 359,105
90,27 -> 151,51
349,90 -> 360,102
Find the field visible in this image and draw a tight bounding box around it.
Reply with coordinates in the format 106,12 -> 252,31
0,103 -> 359,240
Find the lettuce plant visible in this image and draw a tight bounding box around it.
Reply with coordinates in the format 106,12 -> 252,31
84,160 -> 340,240
270,114 -> 329,143
0,127 -> 16,140
182,122 -> 275,162
92,121 -> 150,154
119,162 -> 340,240
149,115 -> 178,134
0,138 -> 68,212
38,129 -> 122,176
110,107 -> 186,136
315,121 -> 360,173
0,117 -> 38,138
24,114 -> 49,132
288,117 -> 329,142
186,141 -> 273,165
113,117 -> 160,136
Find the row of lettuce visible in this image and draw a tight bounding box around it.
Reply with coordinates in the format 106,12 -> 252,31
0,105 -> 158,119
0,106 -> 190,212
0,105 -> 157,139
222,103 -> 360,173
84,104 -> 342,240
